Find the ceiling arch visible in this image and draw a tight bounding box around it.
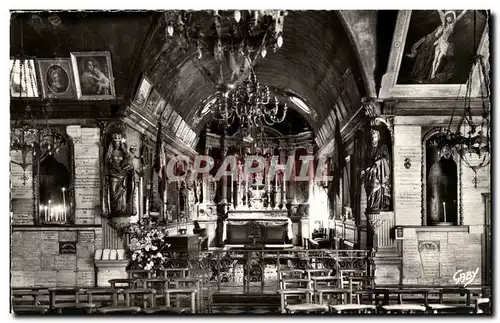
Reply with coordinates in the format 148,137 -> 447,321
140,10 -> 368,132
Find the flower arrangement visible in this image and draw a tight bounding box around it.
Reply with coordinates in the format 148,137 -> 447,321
126,218 -> 171,271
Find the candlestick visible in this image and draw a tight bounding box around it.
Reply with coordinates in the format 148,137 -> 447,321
443,202 -> 447,223
61,187 -> 67,221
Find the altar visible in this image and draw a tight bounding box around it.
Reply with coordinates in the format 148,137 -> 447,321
223,209 -> 294,248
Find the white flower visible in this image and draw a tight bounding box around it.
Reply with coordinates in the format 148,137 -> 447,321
152,245 -> 158,251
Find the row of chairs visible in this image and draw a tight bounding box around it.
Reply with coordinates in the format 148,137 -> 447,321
12,267 -> 212,315
274,268 -> 491,314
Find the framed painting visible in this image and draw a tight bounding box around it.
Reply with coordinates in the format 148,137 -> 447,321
380,10 -> 488,98
167,111 -> 178,130
10,59 -> 39,98
154,97 -> 167,117
172,115 -> 182,134
145,89 -> 160,114
37,59 -> 75,99
70,51 -> 116,100
131,75 -> 152,109
161,104 -> 173,121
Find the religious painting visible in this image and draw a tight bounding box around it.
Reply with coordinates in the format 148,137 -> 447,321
380,10 -> 489,98
10,59 -> 39,98
70,51 -> 116,100
145,89 -> 160,114
172,115 -> 182,134
131,75 -> 152,109
161,103 -> 173,122
398,10 -> 486,84
37,59 -> 75,99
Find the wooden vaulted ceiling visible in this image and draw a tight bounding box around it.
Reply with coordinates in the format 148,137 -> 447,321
140,10 -> 368,132
10,10 -> 369,134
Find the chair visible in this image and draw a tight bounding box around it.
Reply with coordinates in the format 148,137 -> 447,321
121,288 -> 156,308
82,288 -> 122,307
277,289 -> 327,314
329,304 -> 377,314
312,277 -> 348,305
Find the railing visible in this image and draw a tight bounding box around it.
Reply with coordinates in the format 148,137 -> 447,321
160,249 -> 375,293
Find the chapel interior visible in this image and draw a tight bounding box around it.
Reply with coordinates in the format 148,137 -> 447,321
9,10 -> 492,315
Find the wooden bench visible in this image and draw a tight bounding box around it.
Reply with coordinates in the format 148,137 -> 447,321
109,278 -> 141,289
122,288 -> 156,308
11,290 -> 49,307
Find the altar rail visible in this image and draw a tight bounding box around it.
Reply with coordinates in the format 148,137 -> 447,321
158,249 -> 375,293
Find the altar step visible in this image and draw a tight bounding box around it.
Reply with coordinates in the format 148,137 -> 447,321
211,293 -> 281,314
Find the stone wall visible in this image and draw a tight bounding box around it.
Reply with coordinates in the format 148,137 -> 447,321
401,228 -> 481,286
11,227 -> 102,287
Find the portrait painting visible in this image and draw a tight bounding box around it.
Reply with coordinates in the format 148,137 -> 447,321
37,59 -> 75,99
131,75 -> 152,109
70,51 -> 116,100
145,89 -> 161,113
10,59 -> 39,98
161,103 -> 173,122
397,10 -> 487,85
172,114 -> 182,134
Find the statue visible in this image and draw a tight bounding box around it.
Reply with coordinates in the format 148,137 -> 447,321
105,132 -> 136,217
427,143 -> 457,224
361,128 -> 392,212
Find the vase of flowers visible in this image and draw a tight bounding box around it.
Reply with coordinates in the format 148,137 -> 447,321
126,218 -> 171,271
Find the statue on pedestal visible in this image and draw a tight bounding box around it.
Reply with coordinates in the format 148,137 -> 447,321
105,132 -> 136,218
361,128 -> 392,212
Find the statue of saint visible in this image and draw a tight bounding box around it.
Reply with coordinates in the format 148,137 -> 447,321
105,132 -> 136,216
427,143 -> 457,224
361,128 -> 392,212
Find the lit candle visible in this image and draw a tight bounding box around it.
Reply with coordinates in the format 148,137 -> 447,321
443,202 -> 447,223
48,200 -> 52,221
61,187 -> 67,221
44,205 -> 48,222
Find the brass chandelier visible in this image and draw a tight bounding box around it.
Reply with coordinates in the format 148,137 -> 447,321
208,69 -> 288,130
164,10 -> 285,61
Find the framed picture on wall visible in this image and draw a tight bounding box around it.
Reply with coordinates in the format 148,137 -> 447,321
172,115 -> 182,134
380,10 -> 488,98
37,59 -> 75,99
145,89 -> 160,114
70,51 -> 116,100
131,75 -> 152,109
10,59 -> 39,98
161,104 -> 173,121
154,97 -> 166,117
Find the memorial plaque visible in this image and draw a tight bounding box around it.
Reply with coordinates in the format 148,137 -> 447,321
75,209 -> 95,224
66,125 -> 82,143
57,270 -> 77,286
77,242 -> 94,259
81,128 -> 100,142
41,232 -> 60,255
10,151 -> 33,199
41,255 -> 56,270
75,190 -> 100,208
78,231 -> 95,242
22,271 -> 35,287
55,254 -> 76,270
11,256 -> 24,270
24,256 -> 41,271
59,241 -> 77,254
77,258 -> 94,270
59,231 -> 77,242
35,271 -> 58,287
77,271 -> 95,287
11,271 -> 24,287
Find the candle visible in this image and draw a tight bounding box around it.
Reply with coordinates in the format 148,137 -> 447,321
48,200 -> 52,221
443,202 -> 447,222
61,187 -> 67,221
44,206 -> 48,222
40,204 -> 44,222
